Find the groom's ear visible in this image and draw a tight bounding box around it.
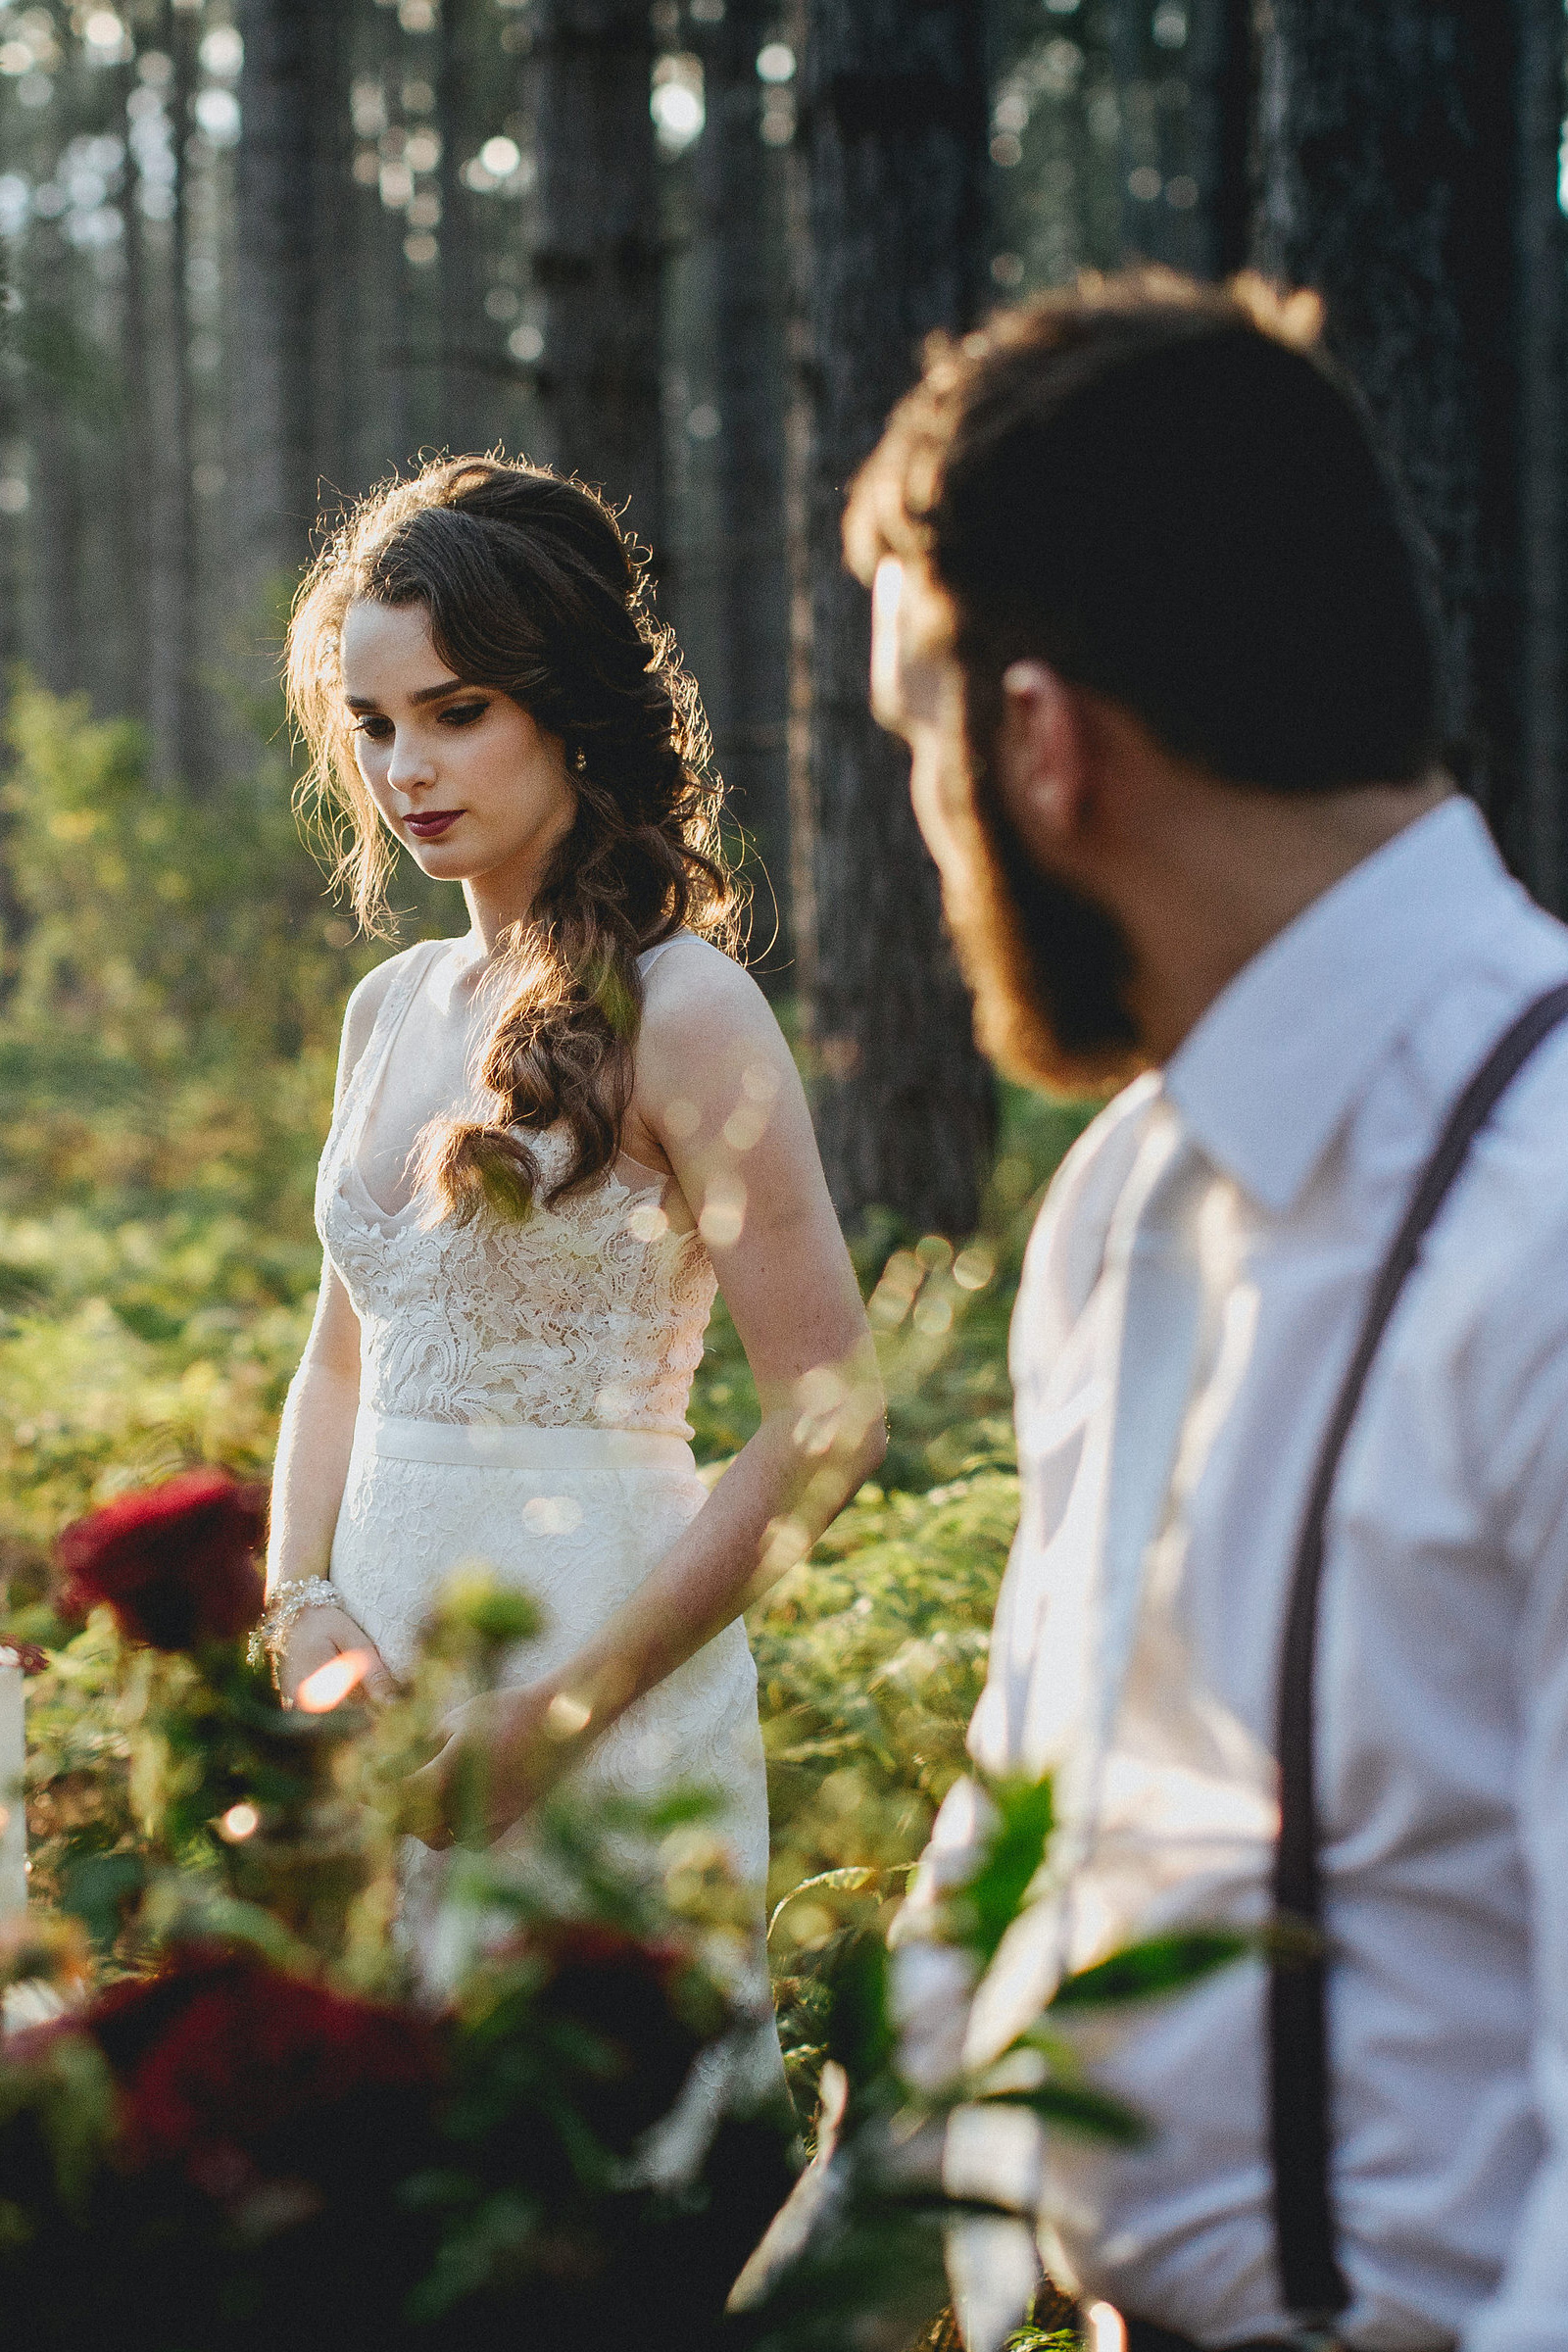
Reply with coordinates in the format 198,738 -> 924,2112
994,661 -> 1091,858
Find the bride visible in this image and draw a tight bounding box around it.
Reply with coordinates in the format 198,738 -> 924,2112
262,455 -> 884,1881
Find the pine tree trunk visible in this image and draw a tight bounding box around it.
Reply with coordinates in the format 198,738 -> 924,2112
134,1 -> 201,786
21,275 -> 82,703
233,0 -> 351,611
794,0 -> 995,1236
305,0 -> 357,517
437,0 -> 492,459
358,0 -> 418,492
689,0 -> 792,970
528,0 -> 662,554
234,0 -> 315,586
1187,0 -> 1255,278
1252,0 -> 1567,909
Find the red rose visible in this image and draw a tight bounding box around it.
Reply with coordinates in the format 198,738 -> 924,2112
529,1923 -> 711,2149
56,1469 -> 267,1651
85,1947 -> 443,2201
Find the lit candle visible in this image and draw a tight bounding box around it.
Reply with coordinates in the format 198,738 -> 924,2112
0,1652 -> 25,1916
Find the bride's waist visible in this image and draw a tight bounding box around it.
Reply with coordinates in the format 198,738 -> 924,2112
354,1408 -> 697,1475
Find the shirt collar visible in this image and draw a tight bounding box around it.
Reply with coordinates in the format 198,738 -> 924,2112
1163,798 -> 1531,1214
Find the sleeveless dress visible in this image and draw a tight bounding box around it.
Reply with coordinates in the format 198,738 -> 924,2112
316,935 -> 771,1893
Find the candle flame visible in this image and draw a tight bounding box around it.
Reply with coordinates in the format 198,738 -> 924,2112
296,1648 -> 371,1714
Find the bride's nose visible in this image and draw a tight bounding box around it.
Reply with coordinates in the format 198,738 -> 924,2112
386,733 -> 436,797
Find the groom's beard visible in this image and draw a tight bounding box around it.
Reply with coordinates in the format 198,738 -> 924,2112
935,730 -> 1145,1097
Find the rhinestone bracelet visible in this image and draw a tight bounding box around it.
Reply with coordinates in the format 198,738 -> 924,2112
248,1577 -> 343,1674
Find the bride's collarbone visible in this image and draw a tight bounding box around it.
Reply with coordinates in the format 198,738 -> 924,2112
358,982 -> 479,1212
360,1019 -> 694,1236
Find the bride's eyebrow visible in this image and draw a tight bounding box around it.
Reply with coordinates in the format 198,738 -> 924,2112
344,677 -> 469,712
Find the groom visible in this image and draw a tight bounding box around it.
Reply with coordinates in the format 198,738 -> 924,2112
850,273 -> 1568,2352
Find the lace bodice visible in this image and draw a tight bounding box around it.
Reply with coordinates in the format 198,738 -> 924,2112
317,939 -> 717,1434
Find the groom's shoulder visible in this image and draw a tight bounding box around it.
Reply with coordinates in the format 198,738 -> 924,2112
1011,1075 -> 1161,1348
1034,1073 -> 1162,1250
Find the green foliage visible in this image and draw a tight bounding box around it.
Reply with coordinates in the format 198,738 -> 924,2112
0,682 -> 1112,2171
731,1759 -> 1246,2352
1,678 -> 353,1220
947,1776 -> 1057,1966
0,680 -> 455,1549
0,1580 -> 795,2351
1051,1930 -> 1250,2010
756,1474 -> 1016,1897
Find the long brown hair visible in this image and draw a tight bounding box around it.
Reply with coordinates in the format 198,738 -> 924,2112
286,456 -> 738,1220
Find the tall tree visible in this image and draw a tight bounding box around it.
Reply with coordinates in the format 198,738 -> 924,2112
1252,0 -> 1567,910
349,0 -> 419,498
687,0 -> 792,971
1188,0 -> 1254,280
132,3 -> 201,786
1111,0 -> 1253,282
233,0 -> 351,631
794,0 -> 995,1235
437,0 -> 496,459
527,0 -> 662,553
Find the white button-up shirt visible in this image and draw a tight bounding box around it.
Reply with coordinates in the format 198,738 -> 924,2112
917,800 -> 1568,2350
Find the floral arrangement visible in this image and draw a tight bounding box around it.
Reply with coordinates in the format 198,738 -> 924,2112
0,1468 -> 1237,2352
0,1471 -> 795,2352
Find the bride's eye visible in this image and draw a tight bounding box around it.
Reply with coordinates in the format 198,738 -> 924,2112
441,699 -> 490,728
353,713 -> 394,742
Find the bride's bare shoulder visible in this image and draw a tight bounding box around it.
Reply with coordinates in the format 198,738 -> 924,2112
635,933 -> 800,1128
334,941 -> 431,1098
639,932 -> 777,1039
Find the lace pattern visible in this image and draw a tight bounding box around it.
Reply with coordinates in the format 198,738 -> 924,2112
313,938 -> 769,1894
317,940 -> 718,1436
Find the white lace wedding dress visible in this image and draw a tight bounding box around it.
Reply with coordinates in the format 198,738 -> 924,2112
316,935 -> 770,1895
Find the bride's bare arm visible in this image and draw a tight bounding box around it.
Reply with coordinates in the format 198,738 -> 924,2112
266,967 -> 399,1703
265,1266 -> 395,1701
416,939 -> 884,1837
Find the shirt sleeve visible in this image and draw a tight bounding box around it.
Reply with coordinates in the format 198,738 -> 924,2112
1460,1231 -> 1568,2352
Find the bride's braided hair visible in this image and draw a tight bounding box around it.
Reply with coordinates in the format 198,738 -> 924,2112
286,455 -> 738,1220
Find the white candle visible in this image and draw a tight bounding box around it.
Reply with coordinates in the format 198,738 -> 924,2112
0,1654 -> 25,1916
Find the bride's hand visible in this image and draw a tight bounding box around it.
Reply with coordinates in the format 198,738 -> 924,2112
278,1603 -> 398,1707
403,1683 -> 573,1849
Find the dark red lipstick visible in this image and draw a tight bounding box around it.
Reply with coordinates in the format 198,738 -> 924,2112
405,809 -> 462,841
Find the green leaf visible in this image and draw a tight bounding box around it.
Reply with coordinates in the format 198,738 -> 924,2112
953,1775 -> 1055,1964
993,2079 -> 1148,2145
768,1866 -> 884,1940
1049,1930 -> 1248,2010
58,1848 -> 146,1948
824,1932 -> 897,2086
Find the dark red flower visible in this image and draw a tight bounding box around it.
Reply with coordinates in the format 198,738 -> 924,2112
529,1922 -> 712,2149
56,1469 -> 267,1651
85,1947 -> 443,2204
0,1642 -> 48,1676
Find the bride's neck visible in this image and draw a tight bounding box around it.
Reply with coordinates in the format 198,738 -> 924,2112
463,878 -> 538,959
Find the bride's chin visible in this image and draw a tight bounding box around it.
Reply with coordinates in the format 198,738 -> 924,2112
405,840 -> 480,878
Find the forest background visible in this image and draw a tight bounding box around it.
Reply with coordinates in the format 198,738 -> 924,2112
0,0 -> 1566,2034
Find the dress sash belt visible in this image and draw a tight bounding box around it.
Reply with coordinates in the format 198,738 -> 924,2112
360,1410 -> 697,1475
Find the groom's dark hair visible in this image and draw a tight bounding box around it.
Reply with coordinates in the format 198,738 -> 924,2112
845,270 -> 1443,795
